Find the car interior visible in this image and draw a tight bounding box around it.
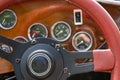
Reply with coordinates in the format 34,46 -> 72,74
0,0 -> 120,80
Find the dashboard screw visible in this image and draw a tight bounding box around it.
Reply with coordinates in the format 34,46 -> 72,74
55,44 -> 61,51
31,38 -> 37,44
16,59 -> 21,64
55,44 -> 60,48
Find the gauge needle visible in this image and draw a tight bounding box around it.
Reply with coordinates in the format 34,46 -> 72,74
56,30 -> 63,36
76,40 -> 84,47
31,31 -> 40,38
32,33 -> 36,38
84,43 -> 89,47
2,19 -> 5,25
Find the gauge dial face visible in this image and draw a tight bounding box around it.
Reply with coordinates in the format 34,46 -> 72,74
13,36 -> 28,43
51,21 -> 71,42
0,9 -> 17,30
72,31 -> 93,52
28,23 -> 48,40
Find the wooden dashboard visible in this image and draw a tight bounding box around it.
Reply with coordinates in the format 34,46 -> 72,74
0,0 -> 111,74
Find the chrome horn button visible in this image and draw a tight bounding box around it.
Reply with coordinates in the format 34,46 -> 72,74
27,50 -> 52,78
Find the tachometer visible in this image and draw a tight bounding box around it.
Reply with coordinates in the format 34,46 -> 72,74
51,21 -> 71,42
28,23 -> 48,40
72,31 -> 93,52
0,9 -> 17,30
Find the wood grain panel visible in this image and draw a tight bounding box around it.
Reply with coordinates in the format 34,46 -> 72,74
0,0 -> 103,74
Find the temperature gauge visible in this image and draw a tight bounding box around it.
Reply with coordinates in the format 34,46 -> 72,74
72,31 -> 93,52
28,23 -> 48,40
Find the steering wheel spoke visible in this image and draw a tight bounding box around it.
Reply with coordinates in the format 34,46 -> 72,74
0,35 -> 32,63
60,62 -> 94,80
61,50 -> 94,76
69,62 -> 94,75
67,51 -> 93,59
0,48 -> 13,62
0,35 -> 22,48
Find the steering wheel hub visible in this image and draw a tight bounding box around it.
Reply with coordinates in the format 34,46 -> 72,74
19,38 -> 64,80
27,50 -> 52,78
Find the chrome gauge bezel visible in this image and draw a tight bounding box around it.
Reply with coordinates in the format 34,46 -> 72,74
28,23 -> 48,40
72,31 -> 93,52
0,9 -> 17,30
51,21 -> 71,42
13,36 -> 28,43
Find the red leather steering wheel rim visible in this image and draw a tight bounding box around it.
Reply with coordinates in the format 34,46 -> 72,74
0,0 -> 120,80
68,0 -> 120,80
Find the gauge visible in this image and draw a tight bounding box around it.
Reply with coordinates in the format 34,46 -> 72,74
28,23 -> 48,40
0,44 -> 13,53
51,21 -> 71,42
0,9 -> 17,30
72,31 -> 93,52
13,36 -> 28,43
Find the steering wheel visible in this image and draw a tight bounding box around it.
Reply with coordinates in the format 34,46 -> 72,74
0,0 -> 120,80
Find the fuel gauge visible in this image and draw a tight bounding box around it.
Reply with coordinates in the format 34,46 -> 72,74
72,31 -> 93,52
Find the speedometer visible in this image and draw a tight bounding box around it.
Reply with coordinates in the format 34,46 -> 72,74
0,9 -> 17,30
72,31 -> 93,52
51,21 -> 71,42
28,23 -> 48,40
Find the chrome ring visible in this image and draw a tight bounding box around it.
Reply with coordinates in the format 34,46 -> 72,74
27,50 -> 52,77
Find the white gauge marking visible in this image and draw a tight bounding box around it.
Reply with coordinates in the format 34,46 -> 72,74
2,19 -> 5,25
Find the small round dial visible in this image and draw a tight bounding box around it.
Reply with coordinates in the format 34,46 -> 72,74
28,23 -> 48,40
0,44 -> 13,53
0,9 -> 17,30
51,21 -> 71,42
13,36 -> 28,43
72,31 -> 93,52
